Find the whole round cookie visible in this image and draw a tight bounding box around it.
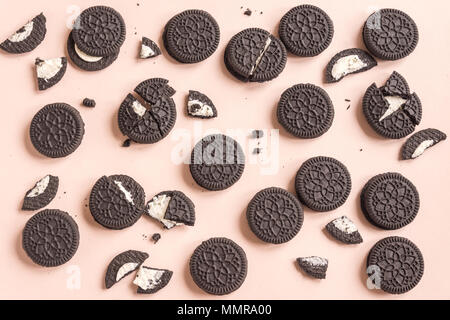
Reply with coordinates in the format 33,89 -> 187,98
279,5 -> 334,57
30,103 -> 85,158
225,28 -> 287,82
246,187 -> 304,244
89,175 -> 145,230
190,134 -> 245,191
190,237 -> 247,295
295,156 -> 351,212
367,236 -> 424,294
163,9 -> 220,63
67,31 -> 119,71
361,173 -> 419,230
22,209 -> 80,267
72,6 -> 126,57
363,8 -> 418,60
277,84 -> 334,138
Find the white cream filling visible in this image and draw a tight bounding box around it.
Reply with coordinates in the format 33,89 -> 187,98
140,44 -> 155,58
8,21 -> 34,42
188,99 -> 214,117
131,100 -> 147,117
74,44 -> 103,62
133,267 -> 165,290
301,256 -> 328,267
146,194 -> 181,229
27,175 -> 50,197
249,37 -> 272,76
332,216 -> 357,234
116,262 -> 139,282
36,58 -> 63,80
379,96 -> 407,122
114,181 -> 134,204
331,55 -> 367,80
412,139 -> 434,158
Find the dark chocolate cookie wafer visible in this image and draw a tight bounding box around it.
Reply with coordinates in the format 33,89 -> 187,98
22,175 -> 59,211
190,237 -> 247,295
190,134 -> 245,191
163,9 -> 220,63
82,98 -> 96,107
140,37 -> 161,59
326,216 -> 363,244
0,13 -> 46,54
22,209 -> 79,267
297,256 -> 328,279
295,156 -> 351,212
325,48 -> 377,83
363,9 -> 418,61
67,31 -> 119,72
277,84 -> 334,138
279,5 -> 333,57
401,128 -> 447,160
118,78 -> 177,144
105,250 -> 149,289
133,266 -> 173,294
225,28 -> 287,82
89,175 -> 145,230
246,187 -> 303,244
361,172 -> 419,230
72,6 -> 126,57
35,57 -> 67,91
363,72 -> 422,139
30,103 -> 85,158
367,236 -> 424,294
187,90 -> 217,119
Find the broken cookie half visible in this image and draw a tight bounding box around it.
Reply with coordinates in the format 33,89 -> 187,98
35,57 -> 67,90
22,175 -> 58,211
325,48 -> 377,83
105,250 -> 149,289
297,256 -> 328,279
133,266 -> 173,294
326,216 -> 363,244
187,90 -> 217,119
401,128 -> 446,160
146,190 -> 195,229
0,13 -> 46,54
139,37 -> 161,59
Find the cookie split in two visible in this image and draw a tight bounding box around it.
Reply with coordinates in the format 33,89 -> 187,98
187,90 -> 217,119
22,175 -> 58,211
325,216 -> 363,244
35,57 -> 67,90
0,13 -> 46,54
325,48 -> 377,83
139,37 -> 161,59
401,128 -> 446,160
297,256 -> 328,279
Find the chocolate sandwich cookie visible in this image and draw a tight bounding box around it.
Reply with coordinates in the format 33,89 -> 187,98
325,48 -> 377,83
361,172 -> 419,230
89,175 -> 145,230
295,156 -> 351,212
163,9 -> 220,63
105,250 -> 149,289
279,5 -> 333,57
367,236 -> 424,294
363,9 -> 418,61
225,28 -> 287,82
118,78 -> 177,144
22,209 -> 79,267
146,190 -> 195,229
246,187 -> 304,244
190,134 -> 245,191
140,37 -> 161,59
401,128 -> 446,160
35,57 -> 67,90
190,237 -> 247,295
22,175 -> 59,211
363,71 -> 422,139
67,31 -> 119,71
187,90 -> 217,119
297,256 -> 328,279
133,266 -> 173,294
30,103 -> 85,158
0,13 -> 46,54
277,84 -> 334,138
326,216 -> 363,244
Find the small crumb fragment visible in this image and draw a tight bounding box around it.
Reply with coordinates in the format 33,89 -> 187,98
244,8 -> 252,16
152,233 -> 161,244
347,105 -> 350,110
360,148 -> 363,152
345,99 -> 351,102
122,139 -> 132,147
82,98 -> 96,108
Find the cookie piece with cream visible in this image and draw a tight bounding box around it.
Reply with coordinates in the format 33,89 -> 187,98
22,175 -> 59,211
35,57 -> 67,90
133,266 -> 173,294
326,216 -> 363,244
187,90 -> 217,119
325,48 -> 377,83
297,256 -> 328,279
105,250 -> 149,289
401,128 -> 446,160
140,37 -> 161,59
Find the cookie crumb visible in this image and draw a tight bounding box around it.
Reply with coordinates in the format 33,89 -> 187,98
122,139 -> 132,147
82,98 -> 96,108
360,148 -> 363,152
244,8 -> 252,16
347,105 -> 350,110
345,99 -> 351,102
152,233 -> 161,244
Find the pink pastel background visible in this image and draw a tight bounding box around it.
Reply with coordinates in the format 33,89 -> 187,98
1,0 -> 449,300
